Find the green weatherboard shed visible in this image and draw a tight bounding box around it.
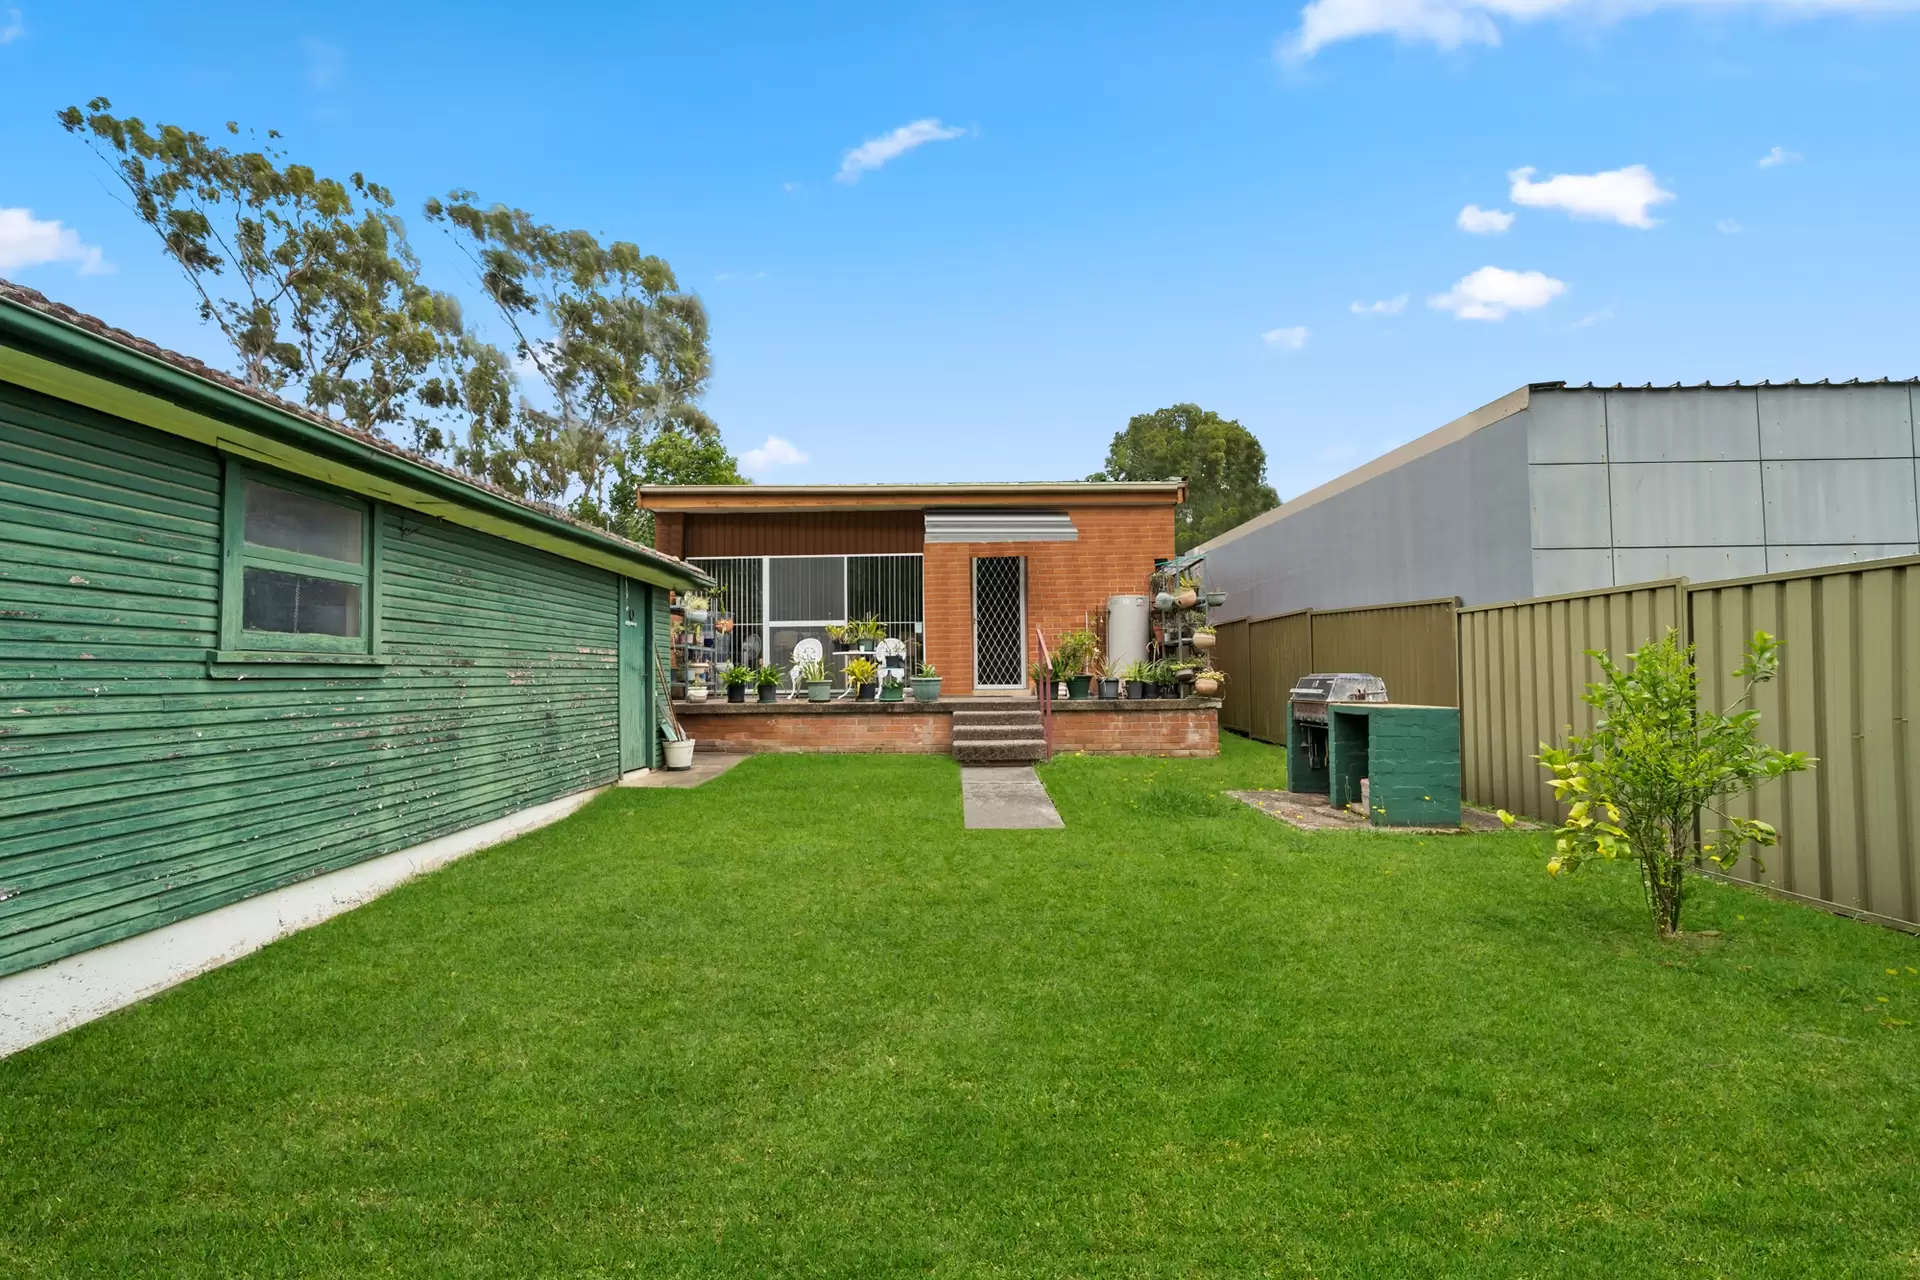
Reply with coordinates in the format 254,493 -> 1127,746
0,281 -> 709,981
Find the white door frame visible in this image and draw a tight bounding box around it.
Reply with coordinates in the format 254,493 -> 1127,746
971,555 -> 1027,690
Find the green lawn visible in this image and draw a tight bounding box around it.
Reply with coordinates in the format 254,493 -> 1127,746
3,736 -> 1918,1277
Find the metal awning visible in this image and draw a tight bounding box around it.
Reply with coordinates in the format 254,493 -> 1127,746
923,509 -> 1078,543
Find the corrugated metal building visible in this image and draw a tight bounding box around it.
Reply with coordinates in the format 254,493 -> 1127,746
0,280 -> 707,986
1200,380 -> 1920,619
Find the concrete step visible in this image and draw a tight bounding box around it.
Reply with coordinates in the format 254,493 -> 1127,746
951,709 -> 1045,728
951,723 -> 1047,743
952,736 -> 1048,764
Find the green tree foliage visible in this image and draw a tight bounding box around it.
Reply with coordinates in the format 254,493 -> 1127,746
1504,629 -> 1813,936
424,193 -> 732,532
60,101 -> 745,540
1091,404 -> 1279,551
57,99 -> 468,451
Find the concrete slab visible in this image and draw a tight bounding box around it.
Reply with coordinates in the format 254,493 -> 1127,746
620,753 -> 749,788
961,766 -> 1065,830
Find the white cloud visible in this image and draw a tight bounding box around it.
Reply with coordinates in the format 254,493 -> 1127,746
1716,218 -> 1743,234
1758,145 -> 1802,168
1428,266 -> 1566,321
1261,325 -> 1310,350
740,435 -> 808,476
1349,295 -> 1407,316
1571,305 -> 1615,328
0,9 -> 24,44
1283,0 -> 1920,57
301,36 -> 344,89
835,119 -> 966,184
0,208 -> 109,275
1457,203 -> 1514,234
1508,164 -> 1673,228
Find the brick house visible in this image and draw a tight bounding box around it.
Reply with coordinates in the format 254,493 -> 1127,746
642,482 -> 1185,696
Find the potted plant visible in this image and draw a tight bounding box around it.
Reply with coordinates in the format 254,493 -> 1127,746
663,734 -> 696,770
682,592 -> 711,625
852,615 -> 886,652
1154,660 -> 1179,699
912,663 -> 942,702
845,656 -> 880,700
879,673 -> 906,702
755,665 -> 781,703
1154,590 -> 1176,612
1193,623 -> 1216,651
801,657 -> 831,702
686,674 -> 709,703
723,664 -> 752,703
1173,573 -> 1199,610
1193,667 -> 1226,697
1058,628 -> 1099,700
1097,659 -> 1122,699
825,623 -> 850,649
711,586 -> 733,634
1205,588 -> 1228,608
1120,660 -> 1150,700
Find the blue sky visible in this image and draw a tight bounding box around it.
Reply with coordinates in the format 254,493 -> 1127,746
3,1 -> 1917,499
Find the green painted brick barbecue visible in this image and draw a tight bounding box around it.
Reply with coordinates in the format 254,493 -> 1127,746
1288,702 -> 1461,827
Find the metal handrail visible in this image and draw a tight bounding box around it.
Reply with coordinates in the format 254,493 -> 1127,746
1034,627 -> 1054,762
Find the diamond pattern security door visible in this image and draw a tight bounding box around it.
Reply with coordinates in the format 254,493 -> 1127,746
973,556 -> 1026,689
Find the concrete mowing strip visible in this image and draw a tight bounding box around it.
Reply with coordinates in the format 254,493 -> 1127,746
961,766 -> 1065,830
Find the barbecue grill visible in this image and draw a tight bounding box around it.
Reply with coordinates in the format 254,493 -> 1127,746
1288,672 -> 1388,724
1289,672 -> 1387,771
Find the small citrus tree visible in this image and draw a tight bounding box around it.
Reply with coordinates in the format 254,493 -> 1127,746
1506,629 -> 1812,936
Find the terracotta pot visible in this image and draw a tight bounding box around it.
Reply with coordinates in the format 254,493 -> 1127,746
1194,677 -> 1220,696
715,615 -> 734,634
1174,588 -> 1198,609
1193,631 -> 1216,650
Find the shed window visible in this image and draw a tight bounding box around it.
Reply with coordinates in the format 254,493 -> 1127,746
222,462 -> 374,655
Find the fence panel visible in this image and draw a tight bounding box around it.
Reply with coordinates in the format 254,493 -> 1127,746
1688,557 -> 1920,929
1308,598 -> 1460,709
1247,611 -> 1312,744
1213,618 -> 1252,735
1457,580 -> 1686,821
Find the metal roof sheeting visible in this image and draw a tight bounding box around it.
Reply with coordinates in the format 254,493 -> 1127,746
924,509 -> 1078,543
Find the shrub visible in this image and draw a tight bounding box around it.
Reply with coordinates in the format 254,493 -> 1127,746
1509,628 -> 1812,936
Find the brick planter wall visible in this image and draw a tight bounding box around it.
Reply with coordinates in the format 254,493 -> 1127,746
674,697 -> 1218,757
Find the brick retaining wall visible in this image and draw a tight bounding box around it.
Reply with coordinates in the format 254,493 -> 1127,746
674,698 -> 1218,757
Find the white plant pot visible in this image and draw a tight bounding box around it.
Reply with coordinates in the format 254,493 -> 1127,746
664,738 -> 696,770
687,686 -> 708,703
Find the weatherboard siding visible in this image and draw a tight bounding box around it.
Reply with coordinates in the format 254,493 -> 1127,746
0,383 -> 633,978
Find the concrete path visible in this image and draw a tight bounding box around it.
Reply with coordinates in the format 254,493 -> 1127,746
619,753 -> 748,789
961,766 -> 1065,830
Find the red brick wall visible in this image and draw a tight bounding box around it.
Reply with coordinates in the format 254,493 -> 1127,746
674,702 -> 1215,758
1051,708 -> 1217,757
924,504 -> 1174,694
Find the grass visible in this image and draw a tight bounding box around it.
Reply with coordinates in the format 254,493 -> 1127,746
3,734 -> 1918,1277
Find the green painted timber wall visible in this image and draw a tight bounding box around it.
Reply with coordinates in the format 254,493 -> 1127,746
0,381 -> 657,977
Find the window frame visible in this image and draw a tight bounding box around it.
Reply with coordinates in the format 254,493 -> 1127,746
218,457 -> 380,658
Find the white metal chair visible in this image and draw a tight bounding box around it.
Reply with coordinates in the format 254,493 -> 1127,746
787,637 -> 823,698
876,636 -> 909,687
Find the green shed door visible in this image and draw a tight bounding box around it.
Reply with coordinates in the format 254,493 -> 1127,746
618,578 -> 650,774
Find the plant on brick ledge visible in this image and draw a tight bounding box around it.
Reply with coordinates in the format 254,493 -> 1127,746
1193,668 -> 1226,697
845,656 -> 880,699
1501,628 -> 1812,937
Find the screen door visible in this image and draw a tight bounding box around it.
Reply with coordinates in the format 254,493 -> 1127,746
972,556 -> 1026,689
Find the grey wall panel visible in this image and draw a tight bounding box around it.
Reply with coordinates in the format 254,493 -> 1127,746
1767,543 -> 1920,573
1526,390 -> 1607,462
1604,388 -> 1760,462
1762,459 -> 1920,544
1529,464 -> 1612,548
1531,548 -> 1615,596
1614,545 -> 1767,585
1201,408 -> 1533,616
1608,461 -> 1765,546
1759,385 -> 1915,459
